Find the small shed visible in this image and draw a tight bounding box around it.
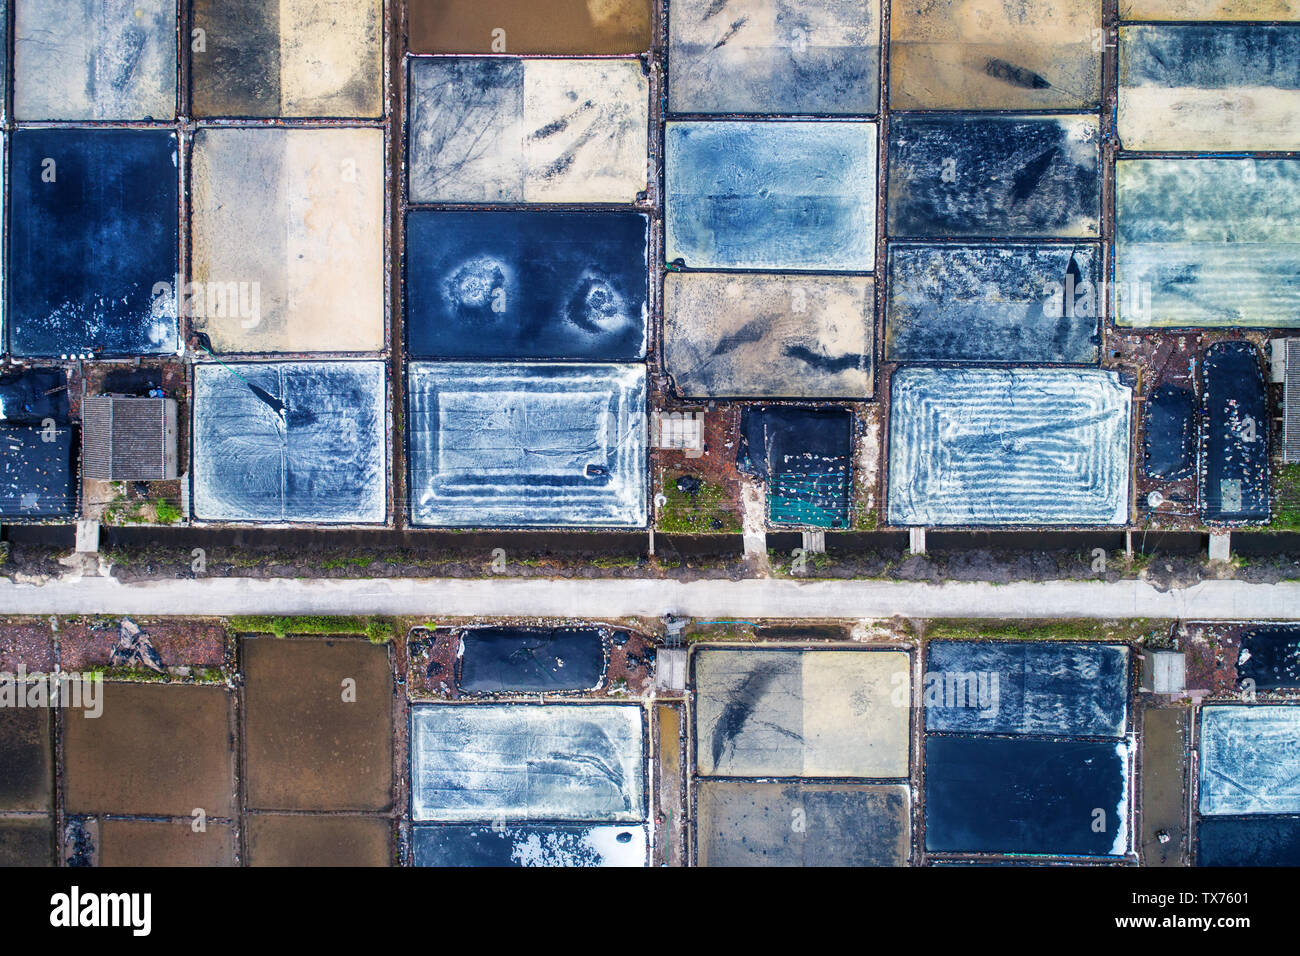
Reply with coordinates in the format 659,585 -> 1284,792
81,396 -> 178,481
1141,650 -> 1187,695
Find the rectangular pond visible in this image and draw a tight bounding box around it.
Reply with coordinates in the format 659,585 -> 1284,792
410,703 -> 646,823
192,361 -> 387,523
408,362 -> 647,528
925,736 -> 1130,857
888,367 -> 1132,526
924,641 -> 1129,738
405,210 -> 648,362
665,120 -> 876,271
664,273 -> 873,399
885,243 -> 1101,365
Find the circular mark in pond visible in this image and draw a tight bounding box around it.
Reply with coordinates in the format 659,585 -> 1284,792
444,257 -> 507,315
566,274 -> 626,333
616,831 -> 633,844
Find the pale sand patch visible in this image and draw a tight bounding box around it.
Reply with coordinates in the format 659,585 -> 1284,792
1119,85 -> 1300,152
279,0 -> 383,117
192,128 -> 384,353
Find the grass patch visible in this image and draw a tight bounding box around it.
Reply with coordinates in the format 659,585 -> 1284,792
322,555 -> 373,570
855,508 -> 879,531
153,499 -> 182,525
657,473 -> 741,534
1270,463 -> 1300,531
924,618 -> 1167,644
590,554 -> 642,569
686,620 -> 757,643
230,615 -> 394,643
96,666 -> 171,683
103,497 -> 146,525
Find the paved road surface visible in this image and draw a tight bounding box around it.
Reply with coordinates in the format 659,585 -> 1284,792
3,574 -> 1298,620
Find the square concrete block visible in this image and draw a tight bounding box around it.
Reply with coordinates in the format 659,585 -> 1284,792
191,128 -> 385,353
63,683 -> 236,817
246,814 -> 391,866
14,0 -> 176,120
694,648 -> 910,778
243,637 -> 393,811
192,0 -> 383,118
890,0 -> 1101,110
408,58 -> 649,204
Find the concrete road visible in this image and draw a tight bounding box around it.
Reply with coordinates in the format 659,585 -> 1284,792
2,574 -> 1298,620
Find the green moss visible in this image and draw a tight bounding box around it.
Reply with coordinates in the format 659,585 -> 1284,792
153,499 -> 182,525
322,555 -> 373,570
1270,463 -> 1300,531
103,497 -> 146,525
590,554 -> 642,569
100,666 -> 170,683
924,618 -> 1165,644
365,618 -> 396,644
229,615 -> 390,641
657,473 -> 742,534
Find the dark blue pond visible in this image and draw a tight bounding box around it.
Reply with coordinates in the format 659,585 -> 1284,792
1198,817 -> 1300,867
458,626 -> 606,693
925,641 -> 1129,738
8,129 -> 178,357
886,243 -> 1100,364
739,406 -> 852,528
1145,383 -> 1195,480
887,114 -> 1100,238
0,426 -> 74,518
1238,625 -> 1300,691
405,211 -> 648,361
925,736 -> 1128,856
412,824 -> 645,867
0,369 -> 69,425
1123,23 -> 1300,91
1200,342 -> 1269,522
